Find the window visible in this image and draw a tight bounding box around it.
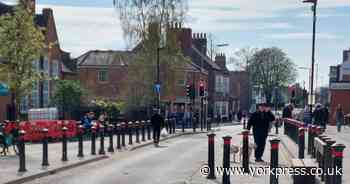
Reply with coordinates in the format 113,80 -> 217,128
214,101 -> 229,118
20,96 -> 28,113
223,77 -> 229,94
51,60 -> 59,78
98,70 -> 108,82
31,82 -> 39,108
215,75 -> 223,92
43,57 -> 49,75
43,80 -> 49,107
177,73 -> 187,86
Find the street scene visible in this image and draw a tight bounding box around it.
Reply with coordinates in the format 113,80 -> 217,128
0,0 -> 350,184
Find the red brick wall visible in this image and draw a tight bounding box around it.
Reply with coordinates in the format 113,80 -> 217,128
78,67 -> 128,102
330,90 -> 350,125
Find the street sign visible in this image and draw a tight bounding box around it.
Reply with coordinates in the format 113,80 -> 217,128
154,84 -> 161,93
0,83 -> 9,96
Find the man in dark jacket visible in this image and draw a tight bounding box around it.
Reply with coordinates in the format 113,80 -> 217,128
151,109 -> 164,146
282,104 -> 293,118
248,103 -> 275,162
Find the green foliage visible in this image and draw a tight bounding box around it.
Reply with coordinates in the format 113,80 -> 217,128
248,47 -> 297,103
0,5 -> 45,118
51,80 -> 85,118
94,98 -> 125,120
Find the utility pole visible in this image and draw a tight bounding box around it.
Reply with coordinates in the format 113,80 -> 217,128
303,0 -> 318,114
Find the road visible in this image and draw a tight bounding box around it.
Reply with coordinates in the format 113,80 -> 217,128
25,126 -> 242,184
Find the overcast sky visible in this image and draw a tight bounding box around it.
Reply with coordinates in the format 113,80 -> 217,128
2,0 -> 350,88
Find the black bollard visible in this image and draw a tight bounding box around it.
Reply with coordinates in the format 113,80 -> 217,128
18,130 -> 27,172
298,127 -> 305,159
121,122 -> 126,147
108,125 -> 115,153
42,128 -> 49,167
182,118 -> 185,133
269,137 -> 280,184
135,121 -> 140,143
311,125 -> 317,158
222,136 -> 232,184
141,121 -> 146,141
193,117 -> 196,133
207,133 -> 216,179
325,139 -> 336,184
61,126 -> 68,161
116,124 -> 121,149
243,117 -> 247,129
77,125 -> 84,158
128,122 -> 133,145
275,118 -> 279,134
242,129 -> 249,172
99,125 -> 106,155
147,120 -> 151,140
91,126 -> 96,155
331,144 -> 346,184
307,125 -> 313,155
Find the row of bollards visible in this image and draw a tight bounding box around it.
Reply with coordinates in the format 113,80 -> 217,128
308,127 -> 346,184
207,130 -> 280,184
16,119 -> 164,173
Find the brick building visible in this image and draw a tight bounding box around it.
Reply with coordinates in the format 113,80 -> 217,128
0,1 -> 73,121
229,71 -> 250,113
167,23 -> 232,119
75,50 -> 133,103
329,48 -> 350,124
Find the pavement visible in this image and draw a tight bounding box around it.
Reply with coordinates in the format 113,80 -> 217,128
0,129 -> 198,184
4,122 -> 347,184
17,124 -> 294,184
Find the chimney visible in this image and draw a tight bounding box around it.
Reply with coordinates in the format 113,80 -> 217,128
192,32 -> 207,55
20,0 -> 35,14
344,48 -> 350,63
215,53 -> 227,69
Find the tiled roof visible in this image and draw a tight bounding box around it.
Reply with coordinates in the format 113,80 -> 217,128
191,45 -> 222,70
77,50 -> 135,67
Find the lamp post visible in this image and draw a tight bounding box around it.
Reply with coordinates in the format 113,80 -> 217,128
303,0 -> 318,114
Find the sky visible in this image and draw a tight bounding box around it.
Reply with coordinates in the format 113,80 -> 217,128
2,0 -> 350,89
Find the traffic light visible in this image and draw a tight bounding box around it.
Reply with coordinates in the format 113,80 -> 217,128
186,85 -> 191,97
199,81 -> 205,97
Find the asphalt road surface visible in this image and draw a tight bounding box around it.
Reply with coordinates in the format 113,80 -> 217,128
25,126 -> 241,184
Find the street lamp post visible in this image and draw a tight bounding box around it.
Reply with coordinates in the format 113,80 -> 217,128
303,0 -> 318,114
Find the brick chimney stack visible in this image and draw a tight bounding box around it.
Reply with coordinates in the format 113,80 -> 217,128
192,32 -> 207,55
343,48 -> 350,63
215,53 -> 227,69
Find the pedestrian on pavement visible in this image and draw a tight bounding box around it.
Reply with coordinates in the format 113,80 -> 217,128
303,106 -> 312,126
247,103 -> 275,162
282,104 -> 293,119
313,104 -> 323,126
321,105 -> 329,129
334,104 -> 345,132
237,110 -> 242,122
151,109 -> 164,146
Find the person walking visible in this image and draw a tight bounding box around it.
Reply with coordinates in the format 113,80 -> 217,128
334,104 -> 344,132
247,103 -> 275,162
322,105 -> 329,129
313,104 -> 323,126
282,104 -> 293,119
151,109 -> 164,146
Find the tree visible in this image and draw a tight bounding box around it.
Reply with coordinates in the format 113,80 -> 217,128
0,5 -> 44,119
249,47 -> 297,104
51,80 -> 86,120
94,98 -> 125,121
114,0 -> 190,111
